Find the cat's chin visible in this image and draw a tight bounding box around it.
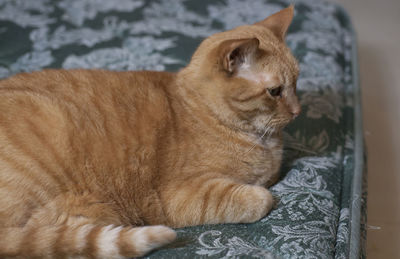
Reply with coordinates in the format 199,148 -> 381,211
251,126 -> 277,139
250,114 -> 293,135
256,122 -> 289,136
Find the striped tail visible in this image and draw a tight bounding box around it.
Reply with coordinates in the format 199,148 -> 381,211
0,224 -> 176,258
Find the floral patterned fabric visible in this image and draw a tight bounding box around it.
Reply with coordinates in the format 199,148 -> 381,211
0,0 -> 366,258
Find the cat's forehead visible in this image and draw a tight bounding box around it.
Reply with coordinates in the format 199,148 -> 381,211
237,51 -> 298,87
238,69 -> 278,87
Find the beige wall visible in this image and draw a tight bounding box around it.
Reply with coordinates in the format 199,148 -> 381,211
330,0 -> 400,257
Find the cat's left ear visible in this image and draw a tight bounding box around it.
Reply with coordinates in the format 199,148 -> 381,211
220,38 -> 260,74
254,5 -> 294,41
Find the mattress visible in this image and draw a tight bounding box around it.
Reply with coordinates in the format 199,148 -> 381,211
0,0 -> 367,258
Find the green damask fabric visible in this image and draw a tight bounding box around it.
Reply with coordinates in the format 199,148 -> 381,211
0,0 -> 366,258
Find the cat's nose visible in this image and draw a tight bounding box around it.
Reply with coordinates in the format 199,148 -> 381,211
290,107 -> 301,118
286,94 -> 301,119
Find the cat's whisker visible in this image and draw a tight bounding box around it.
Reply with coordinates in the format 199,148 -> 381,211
244,116 -> 274,154
244,127 -> 269,154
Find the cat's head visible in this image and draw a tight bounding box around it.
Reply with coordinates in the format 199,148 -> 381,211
180,6 -> 300,135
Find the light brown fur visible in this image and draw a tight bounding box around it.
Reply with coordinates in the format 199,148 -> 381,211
0,6 -> 300,259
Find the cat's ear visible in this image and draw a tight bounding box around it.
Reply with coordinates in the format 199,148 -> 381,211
254,5 -> 294,41
220,38 -> 259,74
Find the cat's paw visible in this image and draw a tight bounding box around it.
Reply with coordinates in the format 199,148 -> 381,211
237,185 -> 274,223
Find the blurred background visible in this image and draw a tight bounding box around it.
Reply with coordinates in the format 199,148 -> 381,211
331,0 -> 400,257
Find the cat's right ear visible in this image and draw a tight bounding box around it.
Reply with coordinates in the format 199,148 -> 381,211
219,38 -> 260,74
254,5 -> 294,41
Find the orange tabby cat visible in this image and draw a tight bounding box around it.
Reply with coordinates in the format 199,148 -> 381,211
0,6 -> 300,259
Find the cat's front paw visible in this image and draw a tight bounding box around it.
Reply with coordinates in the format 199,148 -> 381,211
237,185 -> 274,223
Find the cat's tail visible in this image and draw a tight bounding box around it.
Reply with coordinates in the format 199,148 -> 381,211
0,224 -> 176,258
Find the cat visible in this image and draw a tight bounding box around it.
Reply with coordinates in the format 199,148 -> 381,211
0,5 -> 300,259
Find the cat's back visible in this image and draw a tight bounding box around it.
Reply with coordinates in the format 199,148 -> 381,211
0,69 -> 175,211
0,68 -> 175,155
0,69 -> 175,106
0,69 -> 175,128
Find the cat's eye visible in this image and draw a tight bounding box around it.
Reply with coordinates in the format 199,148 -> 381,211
268,86 -> 283,97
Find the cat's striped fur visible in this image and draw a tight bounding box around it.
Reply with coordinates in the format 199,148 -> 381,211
0,224 -> 175,258
0,6 -> 299,258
